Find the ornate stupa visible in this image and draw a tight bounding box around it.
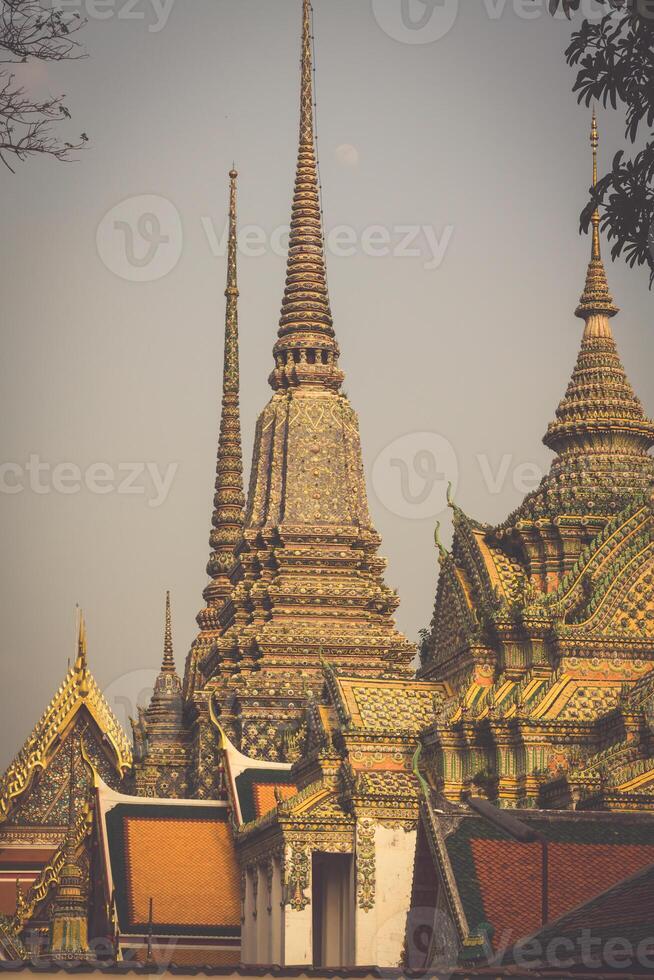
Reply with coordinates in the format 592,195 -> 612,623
418,114 -> 654,809
186,0 -> 413,760
495,110 -> 654,591
132,591 -> 190,797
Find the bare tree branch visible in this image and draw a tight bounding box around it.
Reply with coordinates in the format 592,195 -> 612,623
0,0 -> 87,171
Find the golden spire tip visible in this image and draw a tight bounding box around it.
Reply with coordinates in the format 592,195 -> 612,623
162,589 -> 175,672
590,107 -> 601,262
75,608 -> 87,670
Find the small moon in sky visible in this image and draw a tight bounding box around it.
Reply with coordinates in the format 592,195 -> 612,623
335,144 -> 360,167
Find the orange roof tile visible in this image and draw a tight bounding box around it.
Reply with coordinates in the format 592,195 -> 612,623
252,783 -> 297,820
470,839 -> 654,948
123,816 -> 240,929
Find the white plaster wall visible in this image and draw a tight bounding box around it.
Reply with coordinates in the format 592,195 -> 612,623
241,868 -> 255,965
283,904 -> 313,966
271,857 -> 283,965
355,824 -> 417,968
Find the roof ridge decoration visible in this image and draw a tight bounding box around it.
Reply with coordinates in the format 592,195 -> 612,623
269,0 -> 344,392
0,613 -> 132,824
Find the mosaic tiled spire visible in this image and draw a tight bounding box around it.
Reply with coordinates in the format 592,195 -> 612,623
205,0 -> 414,755
269,0 -> 344,392
201,168 -> 246,615
161,589 -> 175,673
145,591 -> 183,732
542,112 -> 654,498
506,112 -> 654,533
185,171 -> 246,700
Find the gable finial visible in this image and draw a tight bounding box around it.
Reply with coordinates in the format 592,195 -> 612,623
74,608 -> 89,697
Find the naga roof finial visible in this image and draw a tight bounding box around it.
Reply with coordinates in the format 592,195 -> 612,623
434,521 -> 449,563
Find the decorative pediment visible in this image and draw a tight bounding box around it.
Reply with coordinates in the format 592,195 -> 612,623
0,655 -> 131,825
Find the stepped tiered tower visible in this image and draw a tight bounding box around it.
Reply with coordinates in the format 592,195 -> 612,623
418,113 -> 654,809
186,0 -> 413,760
132,592 -> 190,797
185,167 -> 246,704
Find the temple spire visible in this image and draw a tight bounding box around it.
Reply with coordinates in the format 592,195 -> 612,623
270,0 -> 344,391
200,168 -> 245,616
528,110 -> 654,520
575,108 -> 618,320
161,591 -> 175,673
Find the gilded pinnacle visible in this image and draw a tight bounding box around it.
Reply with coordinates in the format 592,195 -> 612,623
74,609 -> 90,698
270,0 -> 344,391
162,591 -> 175,673
199,168 -> 245,618
575,109 -> 618,319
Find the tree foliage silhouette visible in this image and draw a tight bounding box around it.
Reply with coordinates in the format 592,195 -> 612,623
545,0 -> 654,285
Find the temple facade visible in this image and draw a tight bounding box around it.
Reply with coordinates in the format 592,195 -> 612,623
1,3 -> 653,974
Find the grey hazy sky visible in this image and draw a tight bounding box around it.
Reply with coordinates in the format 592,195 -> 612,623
1,0 -> 653,768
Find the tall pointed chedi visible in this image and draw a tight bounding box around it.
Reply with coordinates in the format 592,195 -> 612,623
200,0 -> 413,759
185,169 -> 245,702
497,111 -> 654,589
133,591 -> 190,797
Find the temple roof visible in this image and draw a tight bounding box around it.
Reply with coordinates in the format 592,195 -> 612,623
0,619 -> 131,825
421,791 -> 654,958
327,673 -> 452,735
97,785 -> 240,941
215,717 -> 296,825
504,863 -> 654,969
